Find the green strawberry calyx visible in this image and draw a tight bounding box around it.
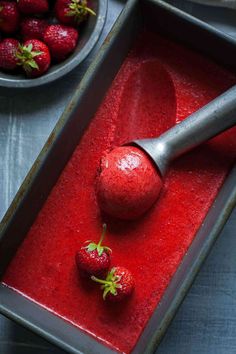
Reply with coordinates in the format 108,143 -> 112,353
16,43 -> 42,73
67,0 -> 96,22
91,268 -> 122,300
83,223 -> 111,257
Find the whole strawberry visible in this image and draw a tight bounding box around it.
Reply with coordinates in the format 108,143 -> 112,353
0,38 -> 20,70
17,39 -> 51,77
44,24 -> 78,61
55,0 -> 96,26
75,224 -> 111,277
17,0 -> 49,15
20,18 -> 48,41
91,267 -> 134,302
0,1 -> 20,34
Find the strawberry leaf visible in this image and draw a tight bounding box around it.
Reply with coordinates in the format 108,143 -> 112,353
31,51 -> 43,58
91,268 -> 122,300
28,60 -> 39,69
27,43 -> 33,52
66,9 -> 77,17
16,43 -> 42,72
66,0 -> 96,19
86,243 -> 97,252
110,287 -> 117,295
82,223 -> 111,257
103,286 -> 111,300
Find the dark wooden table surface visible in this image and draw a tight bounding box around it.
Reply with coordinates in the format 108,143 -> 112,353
0,1 -> 236,353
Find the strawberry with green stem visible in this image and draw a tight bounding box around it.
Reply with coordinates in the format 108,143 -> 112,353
55,0 -> 96,26
16,39 -> 51,77
76,223 -> 112,276
91,266 -> 134,302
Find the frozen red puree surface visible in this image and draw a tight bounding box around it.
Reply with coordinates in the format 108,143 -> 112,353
2,31 -> 236,353
96,146 -> 162,220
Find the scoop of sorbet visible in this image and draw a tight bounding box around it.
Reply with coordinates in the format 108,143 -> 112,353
96,146 -> 162,220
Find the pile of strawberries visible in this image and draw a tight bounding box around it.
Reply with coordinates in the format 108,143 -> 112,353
76,224 -> 135,302
0,0 -> 95,78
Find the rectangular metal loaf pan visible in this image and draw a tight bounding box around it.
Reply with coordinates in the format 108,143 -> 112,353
0,1 -> 236,353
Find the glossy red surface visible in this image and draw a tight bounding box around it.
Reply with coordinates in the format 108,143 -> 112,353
2,32 -> 236,353
96,146 -> 163,219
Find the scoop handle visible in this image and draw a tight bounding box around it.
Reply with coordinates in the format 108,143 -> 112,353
134,85 -> 236,176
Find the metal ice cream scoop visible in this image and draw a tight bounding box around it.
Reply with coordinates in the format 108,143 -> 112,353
134,85 -> 236,176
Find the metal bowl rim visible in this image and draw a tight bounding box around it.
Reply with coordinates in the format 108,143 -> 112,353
0,0 -> 108,88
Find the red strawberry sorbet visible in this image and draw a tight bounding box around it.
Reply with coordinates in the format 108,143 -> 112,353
2,31 -> 236,354
97,146 -> 162,219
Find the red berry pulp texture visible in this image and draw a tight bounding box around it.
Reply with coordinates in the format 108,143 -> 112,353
21,18 -> 48,41
18,0 -> 49,15
76,247 -> 111,276
3,32 -> 236,354
44,24 -> 78,61
0,1 -> 19,34
0,38 -> 19,70
97,146 -> 162,219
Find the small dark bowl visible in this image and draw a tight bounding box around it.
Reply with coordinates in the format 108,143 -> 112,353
0,0 -> 108,88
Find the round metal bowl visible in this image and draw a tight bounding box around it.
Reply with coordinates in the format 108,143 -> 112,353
0,0 -> 107,88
